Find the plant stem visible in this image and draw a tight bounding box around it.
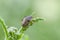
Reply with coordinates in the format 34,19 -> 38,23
17,27 -> 28,40
0,18 -> 8,40
20,27 -> 28,33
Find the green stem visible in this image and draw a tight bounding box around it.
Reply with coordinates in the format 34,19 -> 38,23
0,18 -> 8,40
17,27 -> 28,40
20,27 -> 28,33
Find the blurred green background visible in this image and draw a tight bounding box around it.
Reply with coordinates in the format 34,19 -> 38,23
0,0 -> 60,40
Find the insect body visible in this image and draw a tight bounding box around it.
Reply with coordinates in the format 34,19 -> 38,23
22,16 -> 32,27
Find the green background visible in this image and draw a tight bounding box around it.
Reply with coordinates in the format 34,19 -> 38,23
0,0 -> 60,40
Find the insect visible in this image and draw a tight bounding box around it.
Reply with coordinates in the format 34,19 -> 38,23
22,16 -> 32,27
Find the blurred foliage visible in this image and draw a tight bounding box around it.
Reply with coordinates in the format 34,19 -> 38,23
0,0 -> 60,40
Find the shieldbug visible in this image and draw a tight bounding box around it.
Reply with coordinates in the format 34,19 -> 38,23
22,16 -> 32,27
